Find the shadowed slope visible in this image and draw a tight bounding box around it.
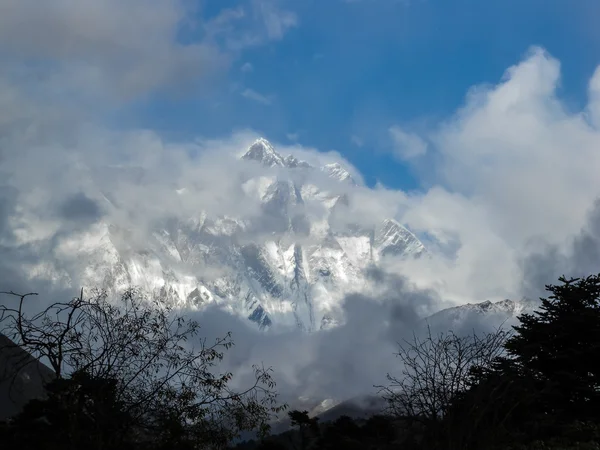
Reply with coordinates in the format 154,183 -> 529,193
0,333 -> 54,420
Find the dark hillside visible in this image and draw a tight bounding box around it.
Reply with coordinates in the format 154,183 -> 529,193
0,333 -> 54,420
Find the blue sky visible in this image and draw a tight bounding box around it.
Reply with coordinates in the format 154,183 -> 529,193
5,0 -> 600,394
130,0 -> 600,190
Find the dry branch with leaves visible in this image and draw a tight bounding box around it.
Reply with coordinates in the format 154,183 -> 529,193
0,288 -> 285,448
378,326 -> 510,424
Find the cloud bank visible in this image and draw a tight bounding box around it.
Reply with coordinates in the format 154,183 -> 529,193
1,1 -> 600,408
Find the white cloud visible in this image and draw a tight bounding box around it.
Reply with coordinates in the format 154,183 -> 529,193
203,1 -> 297,51
388,125 -> 428,159
241,62 -> 254,73
350,135 -> 364,147
391,47 -> 600,305
4,11 -> 600,409
432,47 -> 600,246
253,0 -> 298,40
256,1 -> 298,39
179,269 -> 444,406
0,0 -> 298,102
241,88 -> 274,105
0,0 -> 227,99
588,66 -> 600,129
16,43 -> 596,312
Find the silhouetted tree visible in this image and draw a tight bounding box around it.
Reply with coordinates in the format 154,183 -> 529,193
317,415 -> 363,450
440,357 -> 538,450
506,275 -> 600,423
444,274 -> 600,449
255,440 -> 288,450
378,325 -> 509,428
1,371 -> 132,450
288,410 -> 319,450
362,415 -> 399,448
0,288 -> 285,449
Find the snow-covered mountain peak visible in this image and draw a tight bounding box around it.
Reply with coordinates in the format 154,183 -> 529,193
37,137 -> 429,333
321,163 -> 357,185
424,298 -> 539,330
242,138 -> 285,167
375,219 -> 426,258
242,140 -> 357,187
284,154 -> 312,169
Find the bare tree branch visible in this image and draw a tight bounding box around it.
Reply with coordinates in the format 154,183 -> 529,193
0,287 -> 285,447
376,325 -> 510,426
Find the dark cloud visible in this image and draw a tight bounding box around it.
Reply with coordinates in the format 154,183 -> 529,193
0,185 -> 17,238
520,199 -> 600,299
571,199 -> 600,275
520,242 -> 568,299
58,193 -> 103,224
181,268 -> 442,407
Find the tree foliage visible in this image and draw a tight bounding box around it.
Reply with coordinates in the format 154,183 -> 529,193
0,288 -> 284,449
506,275 -> 600,422
447,274 -> 600,449
378,325 -> 509,424
4,272 -> 600,450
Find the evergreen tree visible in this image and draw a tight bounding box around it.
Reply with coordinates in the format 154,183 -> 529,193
505,274 -> 600,423
446,274 -> 600,450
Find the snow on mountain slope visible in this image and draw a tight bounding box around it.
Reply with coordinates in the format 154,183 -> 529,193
242,138 -> 286,167
375,219 -> 426,259
321,163 -> 357,185
424,298 -> 539,331
28,138 -> 427,332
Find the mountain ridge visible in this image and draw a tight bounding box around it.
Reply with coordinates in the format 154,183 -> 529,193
30,138 -> 426,332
